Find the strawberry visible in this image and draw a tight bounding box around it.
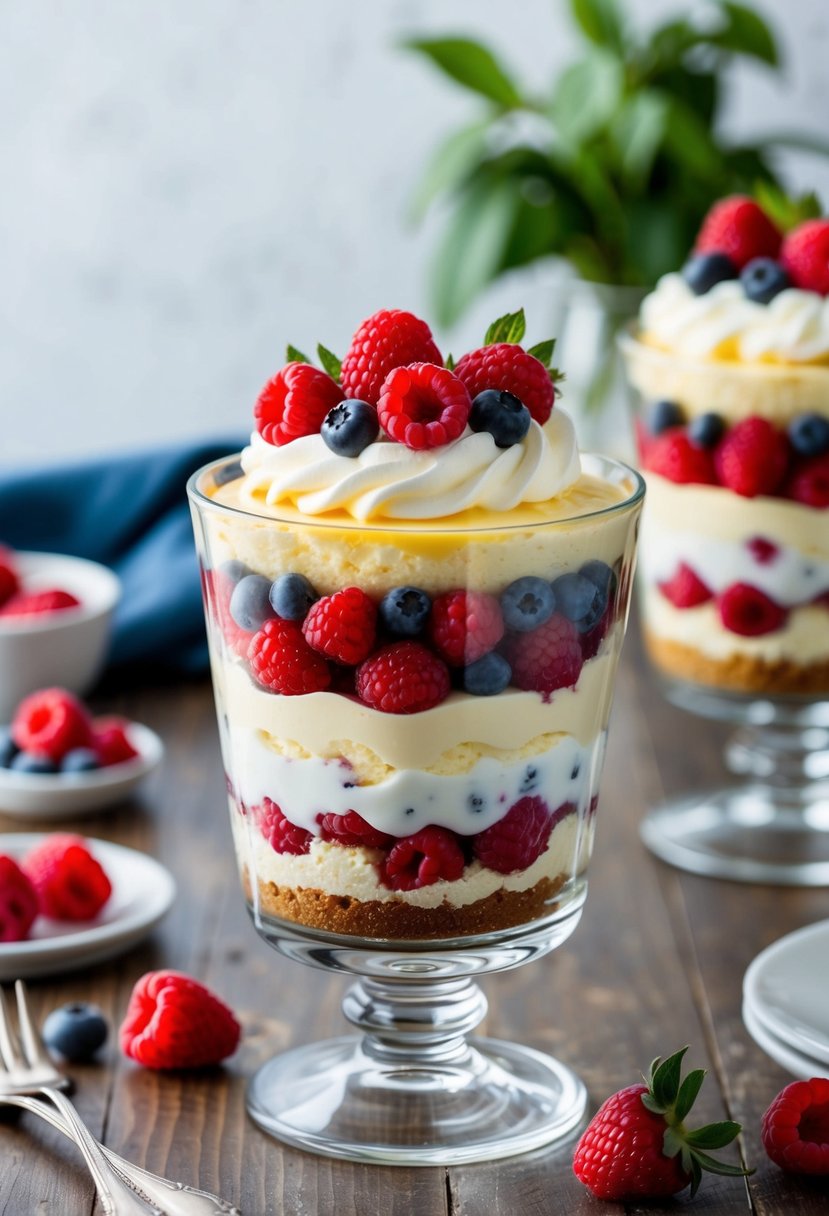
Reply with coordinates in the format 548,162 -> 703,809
695,195 -> 782,270
761,1077 -> 829,1174
780,219 -> 829,295
573,1047 -> 749,1201
120,970 -> 240,1070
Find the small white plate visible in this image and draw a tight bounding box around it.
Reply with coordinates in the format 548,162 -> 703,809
743,918 -> 829,1068
0,723 -> 163,820
742,998 -> 827,1081
0,834 -> 175,978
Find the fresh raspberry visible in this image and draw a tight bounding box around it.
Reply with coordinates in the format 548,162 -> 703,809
428,590 -> 504,666
746,536 -> 780,563
0,856 -> 40,942
574,1047 -> 747,1201
719,582 -> 787,636
302,587 -> 377,665
340,309 -> 442,405
714,417 -> 789,497
761,1077 -> 829,1175
380,826 -> 465,890
91,717 -> 140,767
377,363 -> 470,450
248,618 -> 331,695
472,795 -> 552,874
253,798 -> 313,855
254,362 -> 344,447
694,195 -> 782,270
317,810 -> 393,849
646,431 -> 717,485
120,970 -> 240,1070
0,546 -> 20,607
23,834 -> 112,921
454,343 -> 555,425
658,563 -> 713,608
356,642 -> 450,713
784,452 -> 829,507
505,613 -> 584,696
781,219 -> 829,295
11,688 -> 92,762
0,589 -> 81,618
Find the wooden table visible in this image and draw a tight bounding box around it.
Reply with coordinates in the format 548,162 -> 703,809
1,630 -> 827,1215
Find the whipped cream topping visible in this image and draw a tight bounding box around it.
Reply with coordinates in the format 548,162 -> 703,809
237,409 -> 581,522
641,273 -> 829,364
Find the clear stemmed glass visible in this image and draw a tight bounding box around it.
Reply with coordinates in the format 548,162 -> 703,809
621,333 -> 829,886
188,454 -> 643,1165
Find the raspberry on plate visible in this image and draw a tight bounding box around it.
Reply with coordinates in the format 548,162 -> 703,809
694,195 -> 782,269
318,810 -> 393,849
11,688 -> 92,763
784,451 -> 829,507
761,1076 -> 829,1175
714,416 -> 789,497
340,309 -> 442,405
505,613 -> 584,696
254,362 -> 344,447
0,589 -> 81,618
0,855 -> 40,942
658,563 -> 713,608
429,590 -> 504,666
91,717 -> 140,766
718,582 -> 788,636
254,798 -> 313,855
454,342 -> 555,426
23,833 -> 112,921
302,587 -> 377,666
377,362 -> 471,450
646,430 -> 717,485
472,795 -> 552,874
781,219 -> 829,296
380,826 -> 465,890
356,642 -> 450,713
0,545 -> 20,607
248,618 -> 331,695
120,970 -> 241,1070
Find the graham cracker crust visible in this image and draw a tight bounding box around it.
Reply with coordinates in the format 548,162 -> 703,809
645,630 -> 829,696
243,868 -> 567,939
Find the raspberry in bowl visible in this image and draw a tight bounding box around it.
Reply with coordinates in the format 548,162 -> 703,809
0,547 -> 121,721
189,306 -> 643,1164
620,195 -> 829,884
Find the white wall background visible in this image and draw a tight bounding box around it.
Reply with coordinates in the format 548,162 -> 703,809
2,0 -> 828,464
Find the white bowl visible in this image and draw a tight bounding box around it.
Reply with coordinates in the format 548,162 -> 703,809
0,552 -> 121,720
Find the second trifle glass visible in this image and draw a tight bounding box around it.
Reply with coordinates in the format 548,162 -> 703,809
189,451 -> 642,1165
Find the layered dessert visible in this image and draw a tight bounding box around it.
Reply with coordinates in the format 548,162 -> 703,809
623,197 -> 829,696
191,307 -> 642,940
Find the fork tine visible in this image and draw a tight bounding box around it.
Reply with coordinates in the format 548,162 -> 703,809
0,987 -> 22,1072
14,981 -> 49,1068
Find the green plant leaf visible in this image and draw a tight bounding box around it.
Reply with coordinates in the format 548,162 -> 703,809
484,309 -> 526,345
685,1121 -> 742,1151
570,0 -> 626,54
609,90 -> 668,188
549,50 -> 623,145
755,182 -> 822,231
711,2 -> 779,66
649,1047 -> 687,1109
642,19 -> 707,76
409,120 -> 493,221
661,93 -> 725,182
691,1149 -> 752,1178
286,344 -> 312,365
445,353 -> 455,371
674,1068 -> 706,1122
403,37 -> 522,107
317,344 -> 342,381
430,179 -> 517,327
527,339 -> 556,366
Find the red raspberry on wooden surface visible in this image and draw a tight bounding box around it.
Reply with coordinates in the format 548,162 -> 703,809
377,362 -> 470,449
120,970 -> 241,1070
11,688 -> 92,762
454,343 -> 555,425
714,417 -> 789,498
248,618 -> 331,695
784,452 -> 829,507
472,795 -> 553,874
658,563 -> 713,608
0,589 -> 81,618
23,834 -> 111,921
380,825 -> 465,890
429,590 -> 504,666
505,613 -> 584,696
302,587 -> 377,666
761,1076 -> 829,1174
0,546 -> 20,607
0,855 -> 40,942
91,717 -> 139,767
340,309 -> 442,405
646,431 -> 717,485
694,195 -> 782,269
254,362 -> 344,446
253,798 -> 313,855
718,583 -> 787,636
356,642 -> 450,713
317,810 -> 393,849
780,219 -> 829,295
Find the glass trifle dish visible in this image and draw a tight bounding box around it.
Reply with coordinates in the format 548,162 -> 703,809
189,307 -> 643,1164
621,196 -> 829,885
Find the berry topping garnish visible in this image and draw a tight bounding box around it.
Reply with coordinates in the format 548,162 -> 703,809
248,618 -> 331,695
43,1002 -> 108,1062
781,218 -> 829,296
302,586 -> 377,666
377,362 -> 471,450
340,309 -> 442,405
741,256 -> 790,304
23,833 -> 112,921
761,1077 -> 829,1175
255,362 -> 344,447
229,574 -> 276,633
455,310 -> 559,426
0,855 -> 40,942
381,826 -> 465,890
573,1047 -> 750,1201
321,399 -> 380,457
356,642 -> 450,714
11,688 -> 92,764
472,795 -> 552,874
429,590 -> 504,666
468,389 -> 531,448
120,970 -> 241,1070
694,195 -> 782,270
681,252 -> 737,296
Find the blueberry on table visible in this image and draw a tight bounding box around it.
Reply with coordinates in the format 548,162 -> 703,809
269,572 -> 319,621
10,752 -> 57,774
500,576 -> 555,633
741,257 -> 790,305
61,748 -> 100,773
788,413 -> 829,458
552,573 -> 605,633
321,400 -> 380,457
469,390 -> 531,447
647,400 -> 684,435
463,651 -> 511,696
682,252 -> 737,295
229,574 -> 275,631
0,727 -> 18,769
688,412 -> 725,449
379,586 -> 431,636
43,1002 -> 108,1062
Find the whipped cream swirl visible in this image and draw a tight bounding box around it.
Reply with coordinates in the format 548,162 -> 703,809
641,273 -> 829,363
238,409 -> 581,522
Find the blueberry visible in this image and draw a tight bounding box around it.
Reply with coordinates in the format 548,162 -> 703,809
788,413 -> 829,457
229,574 -> 275,631
579,560 -> 616,602
551,572 -> 604,633
218,559 -> 251,586
682,252 -> 737,296
61,748 -> 100,774
688,412 -> 725,449
321,400 -> 379,457
0,727 -> 18,769
10,752 -> 57,774
379,586 -> 431,636
463,651 -> 511,696
269,572 -> 319,621
500,576 -> 555,633
43,1002 -> 108,1062
741,257 -> 790,305
648,400 -> 684,435
469,390 -> 531,448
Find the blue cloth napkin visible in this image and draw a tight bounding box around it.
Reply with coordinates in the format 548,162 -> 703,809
0,439 -> 243,674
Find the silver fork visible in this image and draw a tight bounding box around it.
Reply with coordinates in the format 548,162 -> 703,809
0,981 -> 241,1216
